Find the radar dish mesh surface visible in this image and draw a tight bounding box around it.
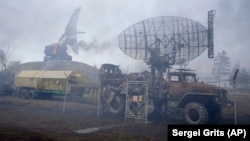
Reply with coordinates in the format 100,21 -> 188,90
118,16 -> 208,65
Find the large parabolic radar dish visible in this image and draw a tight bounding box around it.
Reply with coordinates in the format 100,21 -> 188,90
118,14 -> 215,67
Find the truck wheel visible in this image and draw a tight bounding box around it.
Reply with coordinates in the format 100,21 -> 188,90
28,90 -> 36,99
109,95 -> 125,115
21,89 -> 28,99
184,102 -> 208,124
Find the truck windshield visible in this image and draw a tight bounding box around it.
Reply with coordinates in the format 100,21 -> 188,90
183,74 -> 196,82
170,75 -> 180,82
68,76 -> 77,84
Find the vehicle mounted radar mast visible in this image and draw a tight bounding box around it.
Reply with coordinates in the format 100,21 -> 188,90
118,10 -> 216,97
44,7 -> 83,62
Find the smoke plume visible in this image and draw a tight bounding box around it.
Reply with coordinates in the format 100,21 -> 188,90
70,38 -> 116,55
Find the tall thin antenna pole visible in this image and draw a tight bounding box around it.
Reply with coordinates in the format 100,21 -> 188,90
233,69 -> 239,125
207,10 -> 216,59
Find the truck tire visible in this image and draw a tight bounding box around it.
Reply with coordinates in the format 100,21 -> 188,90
28,90 -> 36,99
21,89 -> 28,99
101,87 -> 125,115
184,102 -> 208,124
109,95 -> 125,115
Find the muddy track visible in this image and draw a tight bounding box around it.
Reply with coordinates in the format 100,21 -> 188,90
0,93 -> 249,141
0,96 -> 167,141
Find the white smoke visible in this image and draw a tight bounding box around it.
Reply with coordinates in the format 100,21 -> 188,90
70,38 -> 116,55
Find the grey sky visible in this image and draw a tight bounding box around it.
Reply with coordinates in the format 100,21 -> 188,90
0,0 -> 249,74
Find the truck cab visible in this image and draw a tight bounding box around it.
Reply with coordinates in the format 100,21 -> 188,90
167,69 -> 197,99
166,69 -> 233,124
168,69 -> 197,82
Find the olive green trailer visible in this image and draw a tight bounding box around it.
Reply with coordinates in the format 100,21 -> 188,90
14,70 -> 96,99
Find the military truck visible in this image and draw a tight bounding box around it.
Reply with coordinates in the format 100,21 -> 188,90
14,70 -> 97,99
99,63 -> 233,124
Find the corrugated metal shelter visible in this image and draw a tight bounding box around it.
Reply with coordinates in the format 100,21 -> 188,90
15,61 -> 99,85
15,70 -> 90,95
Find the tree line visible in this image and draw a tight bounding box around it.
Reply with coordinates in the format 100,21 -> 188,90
0,48 -> 249,95
212,50 -> 250,90
0,48 -> 20,95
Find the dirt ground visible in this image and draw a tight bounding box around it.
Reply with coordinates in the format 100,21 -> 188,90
0,91 -> 249,141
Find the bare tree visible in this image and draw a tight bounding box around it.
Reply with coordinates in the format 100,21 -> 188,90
0,49 -> 6,70
0,46 -> 18,95
0,46 -> 13,71
212,50 -> 231,87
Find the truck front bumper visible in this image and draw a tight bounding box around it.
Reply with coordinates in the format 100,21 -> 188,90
219,100 -> 234,108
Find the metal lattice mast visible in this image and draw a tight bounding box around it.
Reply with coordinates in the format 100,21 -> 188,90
207,10 -> 216,59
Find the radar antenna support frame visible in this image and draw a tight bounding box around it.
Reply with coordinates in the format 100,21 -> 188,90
118,10 -> 215,100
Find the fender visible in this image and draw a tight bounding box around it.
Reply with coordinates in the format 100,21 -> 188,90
177,93 -> 218,108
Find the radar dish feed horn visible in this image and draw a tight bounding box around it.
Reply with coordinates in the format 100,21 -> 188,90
118,16 -> 210,68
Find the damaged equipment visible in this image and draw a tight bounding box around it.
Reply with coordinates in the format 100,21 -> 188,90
98,10 -> 233,124
44,7 -> 82,62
